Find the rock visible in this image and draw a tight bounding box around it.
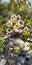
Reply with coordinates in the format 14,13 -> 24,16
4,34 -> 11,39
17,56 -> 25,65
17,62 -> 21,65
25,57 -> 30,61
14,47 -> 20,50
28,50 -> 32,54
14,39 -> 24,47
24,42 -> 30,51
27,38 -> 32,43
0,55 -> 6,65
8,41 -> 13,47
8,59 -> 16,65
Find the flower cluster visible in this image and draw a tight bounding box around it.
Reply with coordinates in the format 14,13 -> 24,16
6,14 -> 24,34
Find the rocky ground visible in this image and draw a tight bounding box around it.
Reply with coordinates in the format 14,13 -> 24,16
0,37 -> 32,65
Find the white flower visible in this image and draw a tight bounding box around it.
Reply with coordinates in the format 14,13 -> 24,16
18,19 -> 24,25
13,23 -> 18,31
18,29 -> 23,33
17,22 -> 22,28
6,29 -> 11,34
11,14 -> 17,22
24,26 -> 29,31
17,20 -> 24,28
6,20 -> 13,27
18,20 -> 21,23
17,15 -> 21,21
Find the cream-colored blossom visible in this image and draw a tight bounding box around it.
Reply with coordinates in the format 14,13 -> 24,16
6,20 -> 13,27
17,15 -> 21,21
13,23 -> 18,31
11,14 -> 17,22
6,29 -> 11,34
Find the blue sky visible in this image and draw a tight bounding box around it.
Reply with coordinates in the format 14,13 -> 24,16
2,0 -> 32,7
2,0 -> 32,2
2,0 -> 9,2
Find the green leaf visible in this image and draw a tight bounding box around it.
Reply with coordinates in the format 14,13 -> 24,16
28,19 -> 32,26
0,26 -> 3,32
0,37 -> 4,52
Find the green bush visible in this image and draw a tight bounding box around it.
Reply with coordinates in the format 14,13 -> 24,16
22,30 -> 30,41
28,19 -> 32,26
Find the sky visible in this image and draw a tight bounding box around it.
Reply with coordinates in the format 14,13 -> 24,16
2,0 -> 32,2
29,0 -> 32,8
2,0 -> 32,7
2,0 -> 9,2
